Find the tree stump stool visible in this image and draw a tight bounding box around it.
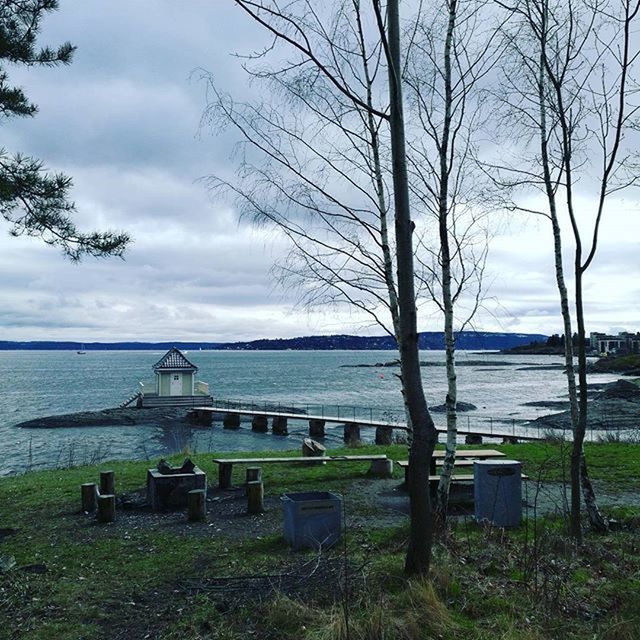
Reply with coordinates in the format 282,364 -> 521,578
188,489 -> 206,522
247,480 -> 264,514
97,494 -> 115,523
81,483 -> 97,512
100,470 -> 115,496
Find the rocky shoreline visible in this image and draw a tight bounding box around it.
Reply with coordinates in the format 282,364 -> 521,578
529,379 -> 640,432
15,404 -> 306,430
15,407 -> 196,429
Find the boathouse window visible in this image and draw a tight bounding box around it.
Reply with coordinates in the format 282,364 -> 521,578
173,375 -> 179,380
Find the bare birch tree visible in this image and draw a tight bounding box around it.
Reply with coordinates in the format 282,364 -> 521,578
492,0 -> 640,540
212,0 -> 438,575
404,0 -> 501,518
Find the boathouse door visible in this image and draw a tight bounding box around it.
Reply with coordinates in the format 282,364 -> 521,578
170,373 -> 182,396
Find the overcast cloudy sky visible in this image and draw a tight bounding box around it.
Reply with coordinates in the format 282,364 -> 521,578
1,0 -> 638,343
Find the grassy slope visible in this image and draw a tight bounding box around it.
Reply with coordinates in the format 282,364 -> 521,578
1,443 -> 639,640
591,354 -> 640,372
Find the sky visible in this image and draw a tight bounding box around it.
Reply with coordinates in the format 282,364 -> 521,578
1,0 -> 638,343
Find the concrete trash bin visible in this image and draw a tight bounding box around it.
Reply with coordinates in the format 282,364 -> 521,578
281,491 -> 342,550
474,460 -> 522,528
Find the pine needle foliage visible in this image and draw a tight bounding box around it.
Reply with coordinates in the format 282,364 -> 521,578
0,0 -> 130,260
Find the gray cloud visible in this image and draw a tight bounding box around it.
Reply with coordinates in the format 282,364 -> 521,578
0,1 -> 638,342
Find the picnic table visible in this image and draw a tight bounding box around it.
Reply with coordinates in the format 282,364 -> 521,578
396,449 -> 506,485
212,454 -> 390,489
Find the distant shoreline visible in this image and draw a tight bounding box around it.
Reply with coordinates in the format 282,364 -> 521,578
0,331 -> 548,352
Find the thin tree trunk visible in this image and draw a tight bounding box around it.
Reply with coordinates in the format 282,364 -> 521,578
537,0 -> 606,537
435,0 -> 458,520
387,0 -> 438,576
542,32 -> 585,542
571,267 -> 588,543
436,295 -> 457,518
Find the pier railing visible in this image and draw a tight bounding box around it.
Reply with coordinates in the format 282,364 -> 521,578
210,398 -> 406,426
207,397 -> 640,443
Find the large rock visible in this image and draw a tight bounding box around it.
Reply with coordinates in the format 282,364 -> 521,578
602,379 -> 640,400
430,401 -> 477,413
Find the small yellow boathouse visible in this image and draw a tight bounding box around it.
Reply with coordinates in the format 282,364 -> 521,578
137,347 -> 212,407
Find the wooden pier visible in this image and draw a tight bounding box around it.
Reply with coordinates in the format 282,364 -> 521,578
187,405 -> 544,442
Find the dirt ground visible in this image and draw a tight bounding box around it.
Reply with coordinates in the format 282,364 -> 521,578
89,474 -> 634,545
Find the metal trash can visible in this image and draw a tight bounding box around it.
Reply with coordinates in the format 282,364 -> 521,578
474,460 -> 522,527
281,491 -> 342,550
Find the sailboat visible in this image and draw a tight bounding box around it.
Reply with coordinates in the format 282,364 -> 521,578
77,343 -> 86,355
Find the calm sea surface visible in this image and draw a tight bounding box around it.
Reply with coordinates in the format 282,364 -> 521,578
0,350 -> 618,476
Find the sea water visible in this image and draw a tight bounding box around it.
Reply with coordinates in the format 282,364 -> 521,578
0,350 -> 618,476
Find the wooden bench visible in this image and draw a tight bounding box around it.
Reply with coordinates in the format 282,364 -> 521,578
212,454 -> 390,489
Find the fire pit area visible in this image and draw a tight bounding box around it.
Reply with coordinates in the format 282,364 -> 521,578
146,458 -> 206,510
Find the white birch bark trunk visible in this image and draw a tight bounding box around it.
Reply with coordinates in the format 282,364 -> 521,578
537,22 -> 607,535
434,0 -> 459,518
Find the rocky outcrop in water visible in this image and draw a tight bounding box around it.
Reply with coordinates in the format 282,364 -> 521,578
16,403 -> 308,429
16,407 -> 192,429
601,379 -> 640,400
430,401 -> 477,413
530,379 -> 640,431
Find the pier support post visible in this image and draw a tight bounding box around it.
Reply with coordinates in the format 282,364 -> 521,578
187,489 -> 207,522
251,415 -> 269,433
218,463 -> 233,489
375,426 -> 394,445
99,470 -> 115,496
465,434 -> 483,445
247,480 -> 264,514
272,416 -> 288,436
189,409 -> 212,426
96,494 -> 115,523
343,423 -> 361,445
309,419 -> 326,438
81,483 -> 98,513
223,413 -> 240,429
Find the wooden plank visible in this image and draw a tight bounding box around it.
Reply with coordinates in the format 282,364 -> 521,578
396,451 -> 505,468
212,454 -> 387,465
397,458 -> 499,469
433,449 -> 505,457
427,473 -> 528,481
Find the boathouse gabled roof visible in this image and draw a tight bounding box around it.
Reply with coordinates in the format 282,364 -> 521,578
152,347 -> 198,373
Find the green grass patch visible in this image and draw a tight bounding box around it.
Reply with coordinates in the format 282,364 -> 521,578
496,442 -> 640,487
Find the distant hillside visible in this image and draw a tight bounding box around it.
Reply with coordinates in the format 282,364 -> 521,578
0,332 -> 548,351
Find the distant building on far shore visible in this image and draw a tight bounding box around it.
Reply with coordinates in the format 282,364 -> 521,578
589,332 -> 640,355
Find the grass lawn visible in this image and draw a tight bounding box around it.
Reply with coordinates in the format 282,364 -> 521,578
1,442 -> 639,639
